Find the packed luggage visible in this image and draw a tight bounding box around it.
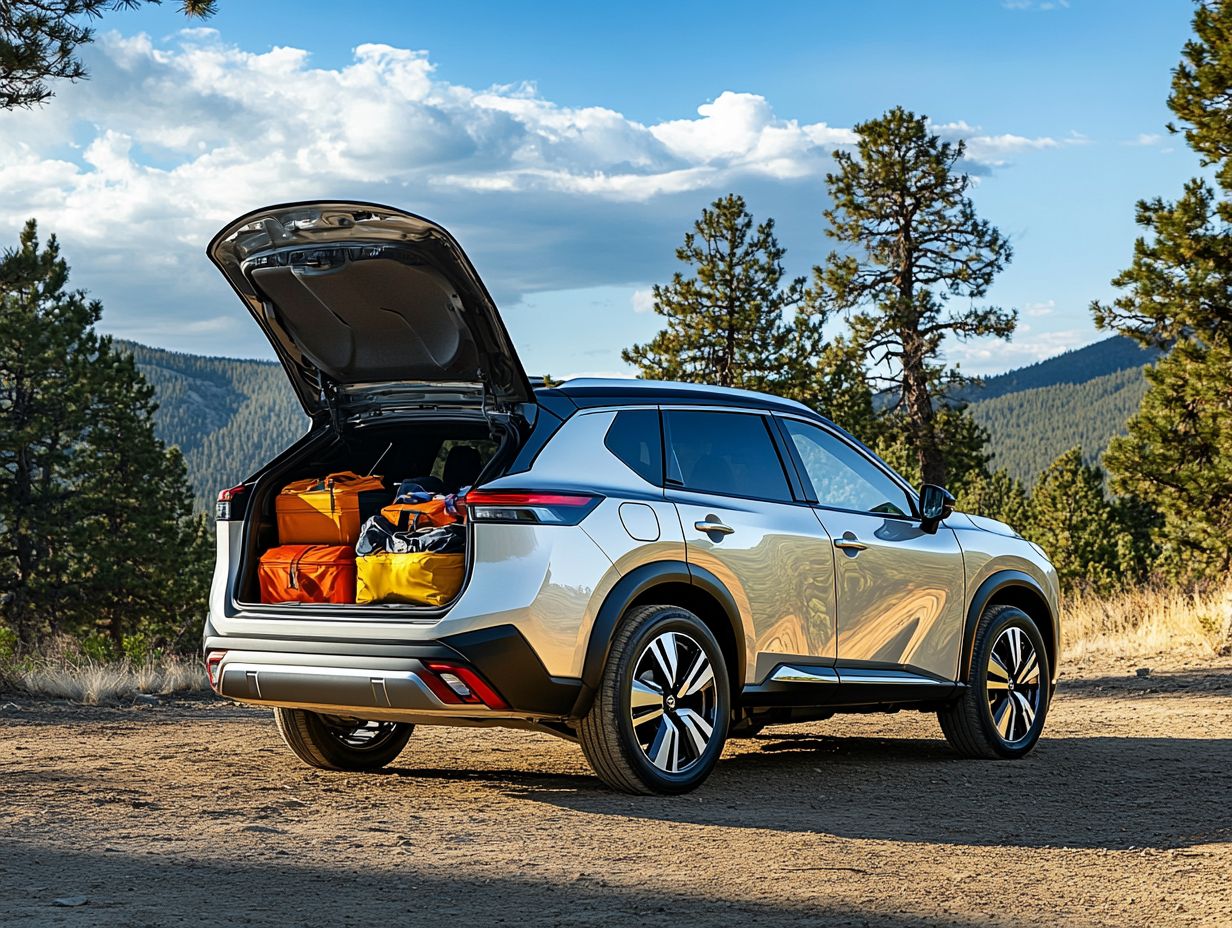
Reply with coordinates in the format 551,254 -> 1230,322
276,471 -> 387,545
258,544 -> 356,604
259,472 -> 467,607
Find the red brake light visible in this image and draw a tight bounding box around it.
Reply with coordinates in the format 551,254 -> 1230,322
215,485 -> 248,521
461,490 -> 600,525
422,661 -> 510,710
205,651 -> 226,690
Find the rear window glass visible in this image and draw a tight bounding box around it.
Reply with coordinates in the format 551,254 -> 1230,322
605,409 -> 663,485
665,410 -> 791,501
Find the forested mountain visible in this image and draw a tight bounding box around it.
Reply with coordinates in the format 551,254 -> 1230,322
961,335 -> 1158,486
958,335 -> 1158,403
122,335 -> 1154,507
120,341 -> 307,508
970,366 -> 1150,486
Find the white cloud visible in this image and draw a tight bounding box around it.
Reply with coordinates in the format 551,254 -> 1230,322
945,329 -> 1090,375
631,288 -> 655,314
0,28 -> 1079,357
1024,299 -> 1056,317
1128,132 -> 1163,146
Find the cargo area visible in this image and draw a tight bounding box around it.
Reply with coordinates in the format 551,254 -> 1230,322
233,413 -> 514,611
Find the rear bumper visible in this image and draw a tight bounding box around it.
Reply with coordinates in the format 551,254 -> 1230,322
204,624 -> 584,722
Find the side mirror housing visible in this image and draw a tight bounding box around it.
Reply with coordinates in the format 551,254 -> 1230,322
919,484 -> 955,534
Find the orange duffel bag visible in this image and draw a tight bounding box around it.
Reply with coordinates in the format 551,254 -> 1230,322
380,496 -> 458,531
277,471 -> 388,545
258,545 -> 356,604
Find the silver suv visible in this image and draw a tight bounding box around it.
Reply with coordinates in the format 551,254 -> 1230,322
204,201 -> 1060,795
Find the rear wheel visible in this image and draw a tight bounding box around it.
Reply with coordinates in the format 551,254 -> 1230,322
273,708 -> 413,771
939,604 -> 1050,759
578,604 -> 730,794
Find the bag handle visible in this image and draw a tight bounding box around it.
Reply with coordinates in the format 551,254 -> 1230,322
288,546 -> 325,597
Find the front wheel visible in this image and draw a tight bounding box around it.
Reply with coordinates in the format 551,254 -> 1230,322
939,604 -> 1050,759
578,604 -> 730,794
273,708 -> 413,771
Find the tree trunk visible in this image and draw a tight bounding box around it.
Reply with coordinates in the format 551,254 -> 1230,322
900,330 -> 946,487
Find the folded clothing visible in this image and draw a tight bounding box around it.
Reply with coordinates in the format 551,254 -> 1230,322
356,516 -> 466,557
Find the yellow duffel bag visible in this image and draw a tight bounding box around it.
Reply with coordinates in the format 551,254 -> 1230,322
355,552 -> 465,606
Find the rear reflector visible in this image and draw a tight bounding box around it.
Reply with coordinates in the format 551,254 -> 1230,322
205,651 -> 226,691
462,490 -> 600,526
422,661 -> 510,710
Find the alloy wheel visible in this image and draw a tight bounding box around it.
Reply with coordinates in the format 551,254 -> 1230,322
628,631 -> 719,773
985,626 -> 1043,744
319,716 -> 404,753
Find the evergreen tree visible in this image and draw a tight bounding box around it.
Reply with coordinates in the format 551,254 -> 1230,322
815,107 -> 1015,487
1026,448 -> 1124,593
1092,0 -> 1232,579
1,0 -> 217,109
0,220 -> 209,649
0,220 -> 100,644
66,343 -> 211,649
959,468 -> 1031,531
623,194 -> 806,392
873,405 -> 992,495
779,323 -> 880,437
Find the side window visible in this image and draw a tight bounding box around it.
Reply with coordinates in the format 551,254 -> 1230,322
604,409 -> 663,485
782,419 -> 912,517
664,410 -> 792,502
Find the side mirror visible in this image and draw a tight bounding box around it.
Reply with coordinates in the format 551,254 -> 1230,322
919,484 -> 955,534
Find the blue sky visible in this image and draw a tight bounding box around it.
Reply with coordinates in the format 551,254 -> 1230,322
0,0 -> 1202,377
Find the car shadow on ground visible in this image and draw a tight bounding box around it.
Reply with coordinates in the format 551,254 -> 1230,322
0,842 -> 1003,928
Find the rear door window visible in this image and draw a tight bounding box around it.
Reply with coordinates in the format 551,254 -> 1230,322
664,410 -> 792,502
604,409 -> 663,485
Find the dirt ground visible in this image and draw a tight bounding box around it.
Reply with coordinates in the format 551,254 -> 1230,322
1,655 -> 1230,928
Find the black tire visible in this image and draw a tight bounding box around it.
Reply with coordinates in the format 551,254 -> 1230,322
939,604 -> 1051,759
273,708 -> 413,771
578,604 -> 730,794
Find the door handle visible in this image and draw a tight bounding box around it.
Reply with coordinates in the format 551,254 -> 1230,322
695,520 -> 735,536
833,537 -> 867,552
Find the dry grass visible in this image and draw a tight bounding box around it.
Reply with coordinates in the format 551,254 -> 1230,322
1,582 -> 1228,704
1064,580 -> 1231,661
0,653 -> 206,704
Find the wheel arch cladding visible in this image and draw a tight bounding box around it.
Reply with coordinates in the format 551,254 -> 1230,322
963,570 -> 1057,685
575,562 -> 744,717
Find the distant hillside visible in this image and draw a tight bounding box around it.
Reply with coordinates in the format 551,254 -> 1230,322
120,341 -> 307,508
960,335 -> 1158,403
969,365 -> 1150,487
119,334 -> 1157,507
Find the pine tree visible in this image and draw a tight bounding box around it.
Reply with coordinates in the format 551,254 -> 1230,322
1,1 -> 217,109
816,107 -> 1015,488
623,194 -> 806,392
1026,449 -> 1124,592
873,405 -> 992,495
0,220 -> 100,644
66,343 -> 211,649
778,321 -> 880,436
959,468 -> 1030,531
1092,0 -> 1232,580
0,220 -> 210,650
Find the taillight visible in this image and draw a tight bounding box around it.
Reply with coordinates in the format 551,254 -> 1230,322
205,651 -> 226,691
461,490 -> 601,525
421,661 -> 509,710
216,484 -> 248,521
